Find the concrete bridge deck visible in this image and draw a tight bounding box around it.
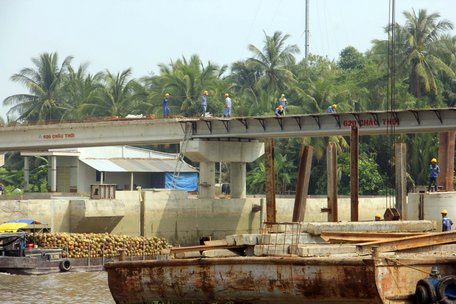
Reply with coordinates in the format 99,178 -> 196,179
0,108 -> 454,151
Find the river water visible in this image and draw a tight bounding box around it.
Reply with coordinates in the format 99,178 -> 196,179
0,271 -> 115,303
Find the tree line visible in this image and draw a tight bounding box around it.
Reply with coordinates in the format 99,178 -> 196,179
2,9 -> 456,195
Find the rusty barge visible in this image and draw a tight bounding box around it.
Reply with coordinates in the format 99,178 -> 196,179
105,221 -> 456,303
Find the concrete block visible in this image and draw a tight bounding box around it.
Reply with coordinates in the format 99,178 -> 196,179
297,244 -> 357,257
225,235 -> 236,246
203,249 -> 240,258
174,251 -> 203,259
303,221 -> 436,235
254,245 -> 290,256
234,234 -> 260,245
259,233 -> 324,245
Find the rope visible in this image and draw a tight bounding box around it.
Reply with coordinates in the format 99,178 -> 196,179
384,257 -> 432,276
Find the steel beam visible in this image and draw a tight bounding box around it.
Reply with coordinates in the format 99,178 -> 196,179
264,139 -> 276,223
350,126 -> 359,222
292,145 -> 313,222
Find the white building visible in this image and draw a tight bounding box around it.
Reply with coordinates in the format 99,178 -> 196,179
21,146 -> 198,194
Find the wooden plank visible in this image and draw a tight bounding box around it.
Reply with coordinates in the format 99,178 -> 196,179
203,240 -> 228,246
356,231 -> 454,254
170,244 -> 243,254
321,231 -> 427,243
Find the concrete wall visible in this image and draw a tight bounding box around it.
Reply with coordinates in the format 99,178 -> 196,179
406,192 -> 456,231
1,191 -> 453,246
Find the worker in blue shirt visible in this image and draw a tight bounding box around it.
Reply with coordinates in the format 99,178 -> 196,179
428,158 -> 440,192
201,90 -> 208,117
162,93 -> 170,118
275,105 -> 284,117
441,209 -> 453,231
223,93 -> 231,117
327,103 -> 337,113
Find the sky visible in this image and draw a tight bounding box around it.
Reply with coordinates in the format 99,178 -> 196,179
1,0 -> 456,119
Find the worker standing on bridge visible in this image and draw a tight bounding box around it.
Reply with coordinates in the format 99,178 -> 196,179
428,158 -> 440,192
163,93 -> 170,118
201,90 -> 208,117
441,209 -> 453,231
223,93 -> 231,117
277,94 -> 287,114
326,103 -> 337,113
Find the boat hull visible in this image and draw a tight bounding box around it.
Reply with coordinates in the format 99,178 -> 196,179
105,256 -> 383,303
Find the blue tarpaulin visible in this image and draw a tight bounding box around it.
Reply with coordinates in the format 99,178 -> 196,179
165,172 -> 198,191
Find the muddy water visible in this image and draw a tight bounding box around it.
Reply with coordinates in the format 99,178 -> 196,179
0,271 -> 115,303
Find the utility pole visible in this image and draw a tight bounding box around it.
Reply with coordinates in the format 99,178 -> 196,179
305,0 -> 309,58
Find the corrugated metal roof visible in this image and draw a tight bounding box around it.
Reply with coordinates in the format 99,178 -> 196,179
80,158 -> 197,173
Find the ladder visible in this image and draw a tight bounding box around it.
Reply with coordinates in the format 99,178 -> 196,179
170,123 -> 192,189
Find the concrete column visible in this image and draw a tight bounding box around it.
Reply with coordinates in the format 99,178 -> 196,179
50,156 -> 57,192
230,162 -> 246,198
265,139 -> 276,223
292,145 -> 313,222
350,126 -> 359,222
395,143 -> 407,216
199,161 -> 215,198
24,156 -> 30,191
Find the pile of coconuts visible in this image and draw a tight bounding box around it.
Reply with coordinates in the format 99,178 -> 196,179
32,232 -> 170,258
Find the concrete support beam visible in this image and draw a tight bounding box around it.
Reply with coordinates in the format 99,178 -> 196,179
326,142 -> 338,222
230,162 -> 246,198
49,156 -> 57,192
438,131 -> 455,191
395,143 -> 407,215
24,156 -> 30,191
199,161 -> 215,198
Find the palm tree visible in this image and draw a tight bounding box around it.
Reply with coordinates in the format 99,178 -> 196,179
247,31 -> 299,97
145,55 -> 226,117
3,52 -> 73,122
85,68 -> 141,117
60,64 -> 104,120
402,9 -> 454,99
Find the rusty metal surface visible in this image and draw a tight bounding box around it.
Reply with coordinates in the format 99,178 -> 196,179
292,145 -> 313,222
373,256 -> 456,303
264,139 -> 276,223
438,131 -> 455,191
106,256 -> 381,303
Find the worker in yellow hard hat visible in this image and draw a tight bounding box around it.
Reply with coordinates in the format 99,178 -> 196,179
326,103 -> 337,113
441,209 -> 453,232
163,93 -> 171,118
201,90 -> 209,117
223,93 -> 231,117
374,213 -> 382,221
428,158 -> 440,192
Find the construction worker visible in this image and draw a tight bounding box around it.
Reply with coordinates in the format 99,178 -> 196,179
223,93 -> 231,117
326,103 -> 337,113
428,158 -> 440,192
201,90 -> 208,117
162,93 -> 170,118
278,94 -> 287,114
374,213 -> 382,221
275,105 -> 284,117
441,209 -> 453,232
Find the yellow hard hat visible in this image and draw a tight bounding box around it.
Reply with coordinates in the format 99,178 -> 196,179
332,104 -> 337,108
224,93 -> 229,97
431,158 -> 437,163
165,93 -> 170,97
278,105 -> 283,109
375,213 -> 381,218
441,209 -> 448,214
203,90 -> 208,95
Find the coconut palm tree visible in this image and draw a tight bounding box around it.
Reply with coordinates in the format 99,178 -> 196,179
402,9 -> 454,99
85,68 -> 141,117
247,31 -> 299,97
3,52 -> 73,122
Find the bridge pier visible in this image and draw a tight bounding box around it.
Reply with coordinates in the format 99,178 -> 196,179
184,139 -> 264,199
